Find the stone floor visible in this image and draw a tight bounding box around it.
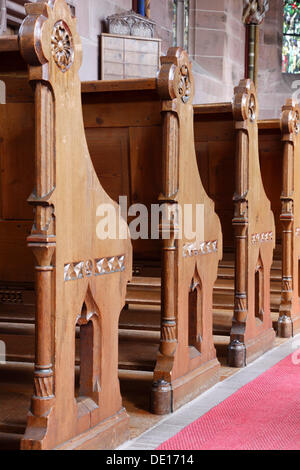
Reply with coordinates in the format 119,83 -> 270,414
118,334 -> 299,450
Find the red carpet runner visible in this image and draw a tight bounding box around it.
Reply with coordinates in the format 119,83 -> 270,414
157,353 -> 300,450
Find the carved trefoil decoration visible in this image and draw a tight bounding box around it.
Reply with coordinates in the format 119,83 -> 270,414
243,0 -> 269,25
51,20 -> 74,72
107,10 -> 156,38
64,255 -> 126,281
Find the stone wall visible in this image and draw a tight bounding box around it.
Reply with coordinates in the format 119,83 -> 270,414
189,0 -> 245,104
2,0 -> 290,116
75,0 -> 246,103
74,0 -> 173,81
258,0 -> 296,119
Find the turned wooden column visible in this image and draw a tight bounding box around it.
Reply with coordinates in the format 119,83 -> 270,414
27,82 -> 56,417
159,107 -> 179,360
28,243 -> 55,416
278,126 -> 295,337
229,125 -> 249,367
151,102 -> 179,414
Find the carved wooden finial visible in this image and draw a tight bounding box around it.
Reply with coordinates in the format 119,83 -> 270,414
19,0 -> 82,76
233,79 -> 258,123
281,99 -> 300,136
157,47 -> 194,104
243,0 -> 269,25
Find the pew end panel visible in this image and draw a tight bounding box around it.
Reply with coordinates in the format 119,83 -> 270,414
194,81 -> 276,367
82,48 -> 222,415
258,119 -> 284,336
278,100 -> 300,337
230,80 -> 276,366
152,48 -> 222,413
0,0 -> 132,451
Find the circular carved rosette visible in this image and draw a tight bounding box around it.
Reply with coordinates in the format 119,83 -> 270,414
157,47 -> 194,104
177,64 -> 192,104
233,79 -> 258,123
19,0 -> 82,77
291,109 -> 300,135
51,20 -> 74,72
281,99 -> 300,136
248,94 -> 256,122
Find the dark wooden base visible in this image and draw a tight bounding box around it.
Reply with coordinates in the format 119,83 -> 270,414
228,327 -> 275,368
151,358 -> 220,415
22,408 -> 129,450
278,313 -> 300,338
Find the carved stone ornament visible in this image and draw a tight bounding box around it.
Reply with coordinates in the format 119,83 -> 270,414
107,10 -> 156,38
243,0 -> 269,25
51,20 -> 74,72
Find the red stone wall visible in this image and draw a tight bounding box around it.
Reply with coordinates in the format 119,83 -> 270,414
189,0 -> 245,104
258,0 -> 296,119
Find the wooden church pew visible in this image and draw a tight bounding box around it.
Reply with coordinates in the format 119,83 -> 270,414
258,99 -> 300,338
0,0 -> 132,450
81,47 -> 223,414
194,80 -> 276,367
0,42 -> 222,413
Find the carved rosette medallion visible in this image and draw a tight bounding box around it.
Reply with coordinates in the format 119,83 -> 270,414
248,94 -> 256,122
293,110 -> 300,135
51,20 -> 74,72
178,64 -> 191,104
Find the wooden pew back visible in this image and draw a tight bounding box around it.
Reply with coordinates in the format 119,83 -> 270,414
194,103 -> 235,250
82,80 -> 163,269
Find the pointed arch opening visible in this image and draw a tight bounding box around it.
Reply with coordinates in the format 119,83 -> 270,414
74,289 -> 101,406
255,253 -> 264,324
188,270 -> 203,358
